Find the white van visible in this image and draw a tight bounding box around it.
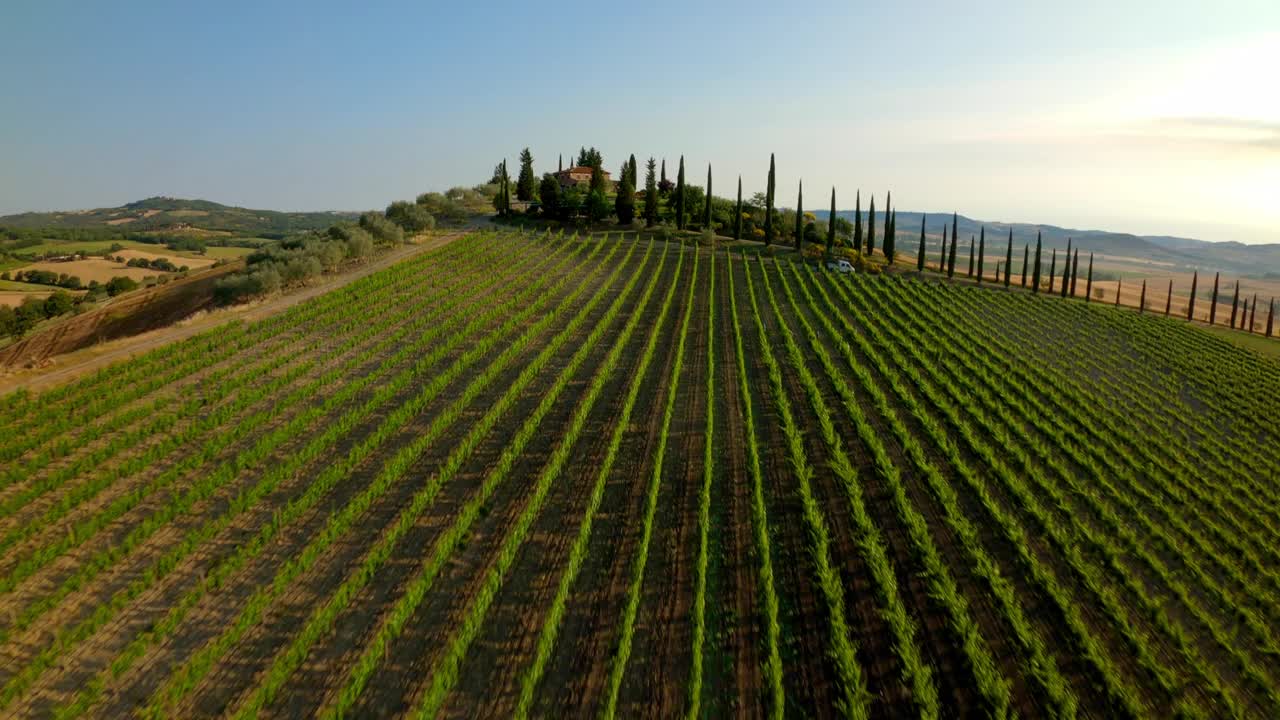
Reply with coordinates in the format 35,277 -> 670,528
825,258 -> 854,274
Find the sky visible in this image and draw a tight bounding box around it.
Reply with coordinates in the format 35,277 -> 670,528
2,0 -> 1277,243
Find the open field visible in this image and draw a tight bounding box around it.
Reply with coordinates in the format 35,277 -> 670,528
112,248 -> 217,269
0,293 -> 54,308
19,258 -> 162,284
1,230 -> 1278,718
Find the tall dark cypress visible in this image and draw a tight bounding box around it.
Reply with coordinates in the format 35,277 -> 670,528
967,236 -> 975,278
1086,253 -> 1095,302
1139,280 -> 1147,313
1049,248 -> 1058,293
1187,271 -> 1198,321
794,180 -> 804,252
1209,272 -> 1220,325
660,159 -> 667,186
764,154 -> 775,246
1061,248 -> 1071,298
1021,244 -> 1029,287
1250,294 -> 1258,332
1166,279 -> 1173,316
1004,228 -> 1013,288
675,156 -> 686,230
1231,280 -> 1241,328
883,191 -> 892,258
734,176 -> 743,241
886,209 -> 898,263
1031,232 -> 1043,293
947,224 -> 958,278
977,227 -> 985,284
826,187 -> 836,255
1116,277 -> 1122,307
917,214 -> 927,271
1241,298 -> 1249,330
1070,249 -> 1080,297
867,195 -> 876,255
1267,298 -> 1275,337
703,164 -> 713,229
853,191 -> 862,252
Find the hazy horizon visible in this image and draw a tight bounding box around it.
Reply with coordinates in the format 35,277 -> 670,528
3,0 -> 1276,244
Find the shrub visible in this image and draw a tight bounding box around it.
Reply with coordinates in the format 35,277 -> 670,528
385,201 -> 436,233
105,276 -> 139,297
358,211 -> 405,245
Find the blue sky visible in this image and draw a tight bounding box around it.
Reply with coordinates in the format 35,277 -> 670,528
2,0 -> 1277,242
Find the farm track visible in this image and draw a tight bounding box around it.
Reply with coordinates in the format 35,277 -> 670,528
2,237 -> 1277,718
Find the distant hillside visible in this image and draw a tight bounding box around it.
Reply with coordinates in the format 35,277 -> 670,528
0,197 -> 358,238
814,210 -> 1280,278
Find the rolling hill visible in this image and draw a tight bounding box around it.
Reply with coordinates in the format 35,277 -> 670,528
0,197 -> 358,238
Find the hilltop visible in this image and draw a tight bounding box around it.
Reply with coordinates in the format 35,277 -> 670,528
0,197 -> 358,238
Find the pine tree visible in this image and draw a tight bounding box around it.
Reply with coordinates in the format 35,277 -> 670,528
1139,280 -> 1147,313
675,156 -> 686,230
1166,279 -> 1173,316
976,227 -> 985,284
1231,280 -> 1241,328
916,213 -> 926,270
1005,228 -> 1013,288
1070,250 -> 1080,297
826,187 -> 837,256
704,164 -> 713,229
1086,253 -> 1095,302
764,154 -> 775,246
886,209 -> 897,264
967,235 -> 975,278
1209,272 -> 1220,325
643,157 -> 658,227
1021,244 -> 1029,287
1031,231 -> 1043,293
794,180 -> 804,252
853,191 -> 862,251
590,164 -> 607,196
866,195 -> 876,255
516,148 -> 536,202
734,176 -> 743,241
947,223 -> 958,278
1188,271 -> 1198,321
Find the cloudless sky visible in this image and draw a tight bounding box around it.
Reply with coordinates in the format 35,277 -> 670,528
2,0 -> 1277,242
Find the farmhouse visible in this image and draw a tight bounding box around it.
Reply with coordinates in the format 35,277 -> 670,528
554,166 -> 611,188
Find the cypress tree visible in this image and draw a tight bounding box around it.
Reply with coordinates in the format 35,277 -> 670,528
1070,249 -> 1080,297
977,227 -> 985,284
1188,271 -> 1198,321
660,159 -> 667,187
853,191 -> 863,252
1241,298 -> 1249,330
867,195 -> 876,255
1048,248 -> 1057,293
558,154 -> 563,172
1004,228 -> 1013,288
1031,231 -> 1043,293
1086,253 -> 1095,302
887,209 -> 898,263
947,224 -> 958,278
1250,293 -> 1258,332
1139,279 -> 1147,313
794,180 -> 804,252
615,160 -> 636,224
516,148 -> 536,202
1021,244 -> 1029,287
501,160 -> 511,215
629,155 -> 638,188
734,176 -> 743,241
1061,248 -> 1071,298
1166,279 -> 1173,316
1267,298 -> 1275,338
938,225 -> 948,272
644,157 -> 658,227
917,213 -> 927,271
1116,277 -> 1122,306
675,156 -> 686,230
967,236 -> 975,278
703,163 -> 713,228
1209,272 -> 1220,325
1231,280 -> 1240,329
882,191 -> 892,258
764,154 -> 775,246
826,187 -> 836,256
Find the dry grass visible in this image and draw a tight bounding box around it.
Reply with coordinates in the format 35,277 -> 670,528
21,258 -> 161,283
113,248 -> 217,269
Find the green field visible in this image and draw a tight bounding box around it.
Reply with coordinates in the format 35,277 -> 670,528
0,279 -> 60,292
0,230 -> 1277,718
